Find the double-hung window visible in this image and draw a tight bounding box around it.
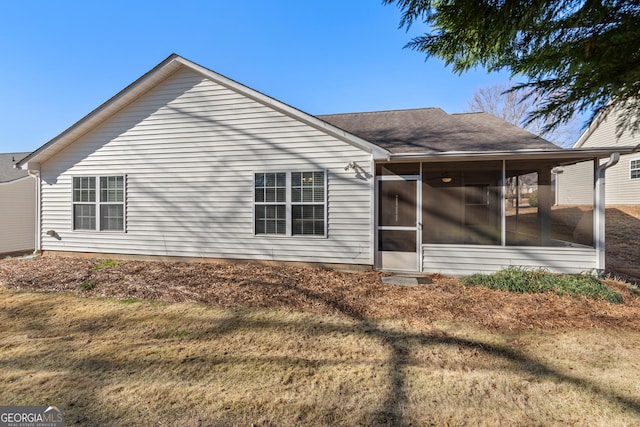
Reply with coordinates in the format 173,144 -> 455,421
291,171 -> 325,235
631,159 -> 640,179
73,175 -> 125,231
254,171 -> 326,237
254,172 -> 287,235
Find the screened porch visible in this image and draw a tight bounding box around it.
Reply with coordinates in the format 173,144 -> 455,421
375,160 -> 598,274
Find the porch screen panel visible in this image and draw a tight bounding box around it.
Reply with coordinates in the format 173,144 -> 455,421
378,180 -> 416,227
506,160 -> 594,247
422,161 -> 502,245
379,230 -> 416,252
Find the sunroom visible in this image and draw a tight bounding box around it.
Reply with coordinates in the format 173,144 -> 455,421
373,151 -> 625,276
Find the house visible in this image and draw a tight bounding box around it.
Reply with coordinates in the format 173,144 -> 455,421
15,55 -> 634,275
0,152 -> 35,255
556,107 -> 640,205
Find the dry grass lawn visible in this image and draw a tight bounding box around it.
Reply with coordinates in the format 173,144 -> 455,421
1,288 -> 640,426
0,205 -> 639,425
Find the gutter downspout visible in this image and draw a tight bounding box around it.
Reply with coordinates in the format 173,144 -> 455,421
27,169 -> 41,254
594,153 -> 620,276
501,160 -> 506,246
370,155 -> 377,267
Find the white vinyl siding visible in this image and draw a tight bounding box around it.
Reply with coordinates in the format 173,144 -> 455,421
556,157 -> 640,205
596,155 -> 640,204
630,159 -> 640,179
578,111 -> 637,149
38,66 -> 372,265
583,112 -> 640,204
559,109 -> 640,205
423,244 -> 596,276
0,177 -> 36,254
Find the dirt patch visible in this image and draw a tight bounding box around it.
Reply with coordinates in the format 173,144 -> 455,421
1,255 -> 639,331
605,205 -> 640,281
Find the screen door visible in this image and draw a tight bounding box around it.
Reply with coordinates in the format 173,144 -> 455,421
377,178 -> 419,271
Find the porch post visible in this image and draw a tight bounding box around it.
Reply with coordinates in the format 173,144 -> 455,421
594,160 -> 605,274
537,165 -> 553,245
594,154 -> 620,275
501,160 -> 506,246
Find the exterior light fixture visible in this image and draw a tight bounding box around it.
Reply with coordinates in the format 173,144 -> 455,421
46,230 -> 61,240
441,176 -> 453,183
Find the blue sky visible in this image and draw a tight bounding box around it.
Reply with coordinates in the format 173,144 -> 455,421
0,0 -> 515,153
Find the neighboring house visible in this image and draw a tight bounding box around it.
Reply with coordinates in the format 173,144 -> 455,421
16,55 -> 633,275
556,107 -> 640,205
0,152 -> 35,255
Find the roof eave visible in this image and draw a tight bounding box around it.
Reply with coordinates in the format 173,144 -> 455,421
385,146 -> 640,163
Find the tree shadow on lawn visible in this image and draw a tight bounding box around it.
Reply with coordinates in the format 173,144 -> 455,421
277,280 -> 640,425
2,288 -> 640,426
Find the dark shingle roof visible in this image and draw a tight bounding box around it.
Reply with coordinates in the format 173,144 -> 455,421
317,108 -> 559,154
0,153 -> 30,183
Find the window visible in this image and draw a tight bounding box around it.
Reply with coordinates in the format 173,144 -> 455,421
72,177 -> 96,230
254,172 -> 286,235
291,172 -> 325,235
254,171 -> 326,236
73,176 -> 125,231
631,159 -> 640,179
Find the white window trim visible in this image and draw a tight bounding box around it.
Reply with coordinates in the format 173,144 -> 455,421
253,172 -> 287,236
71,174 -> 127,232
630,157 -> 640,180
253,170 -> 328,238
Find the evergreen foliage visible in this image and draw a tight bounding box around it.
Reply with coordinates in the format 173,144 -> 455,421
385,0 -> 640,135
462,267 -> 624,303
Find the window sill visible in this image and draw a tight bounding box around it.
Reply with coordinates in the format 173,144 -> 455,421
71,230 -> 127,234
254,234 -> 327,239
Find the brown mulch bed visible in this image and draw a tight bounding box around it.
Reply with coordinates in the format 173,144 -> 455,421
1,255 -> 639,331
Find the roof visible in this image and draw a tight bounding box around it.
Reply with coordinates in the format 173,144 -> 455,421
16,55 -> 631,168
0,153 -> 30,183
318,108 -> 560,154
17,54 -> 389,169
